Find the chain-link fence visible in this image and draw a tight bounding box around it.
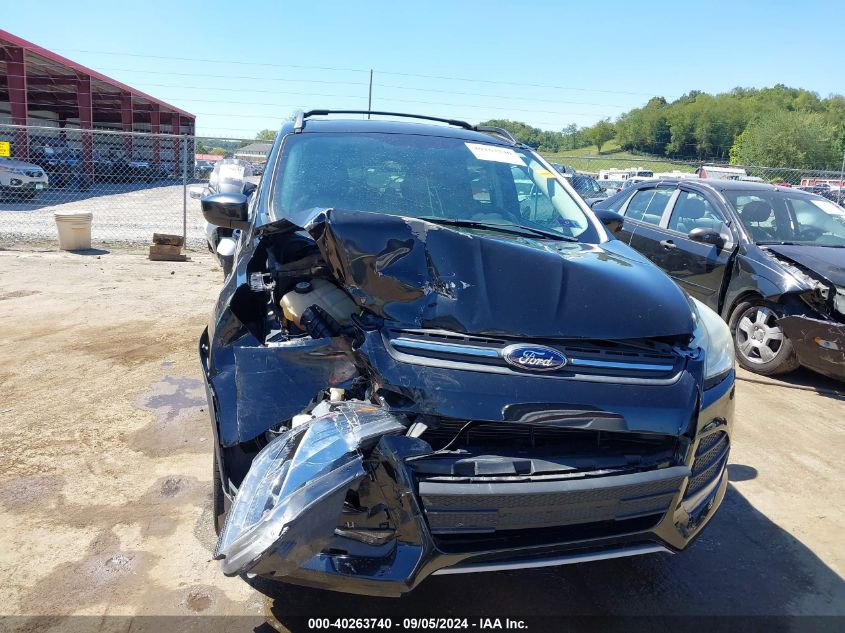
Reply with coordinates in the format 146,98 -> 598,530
0,124 -> 261,248
541,154 -> 845,204
1,122 -> 843,249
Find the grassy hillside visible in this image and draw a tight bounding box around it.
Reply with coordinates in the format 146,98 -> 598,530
539,142 -> 698,174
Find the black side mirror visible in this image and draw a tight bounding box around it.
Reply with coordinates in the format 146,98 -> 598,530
592,207 -> 624,233
242,181 -> 258,197
202,193 -> 249,229
688,226 -> 724,247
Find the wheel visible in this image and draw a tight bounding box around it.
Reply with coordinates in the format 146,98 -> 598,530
212,449 -> 226,535
729,301 -> 800,375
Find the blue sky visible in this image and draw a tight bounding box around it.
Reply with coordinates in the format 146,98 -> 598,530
6,0 -> 845,138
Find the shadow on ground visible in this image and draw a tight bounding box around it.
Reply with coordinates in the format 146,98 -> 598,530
259,481 -> 844,627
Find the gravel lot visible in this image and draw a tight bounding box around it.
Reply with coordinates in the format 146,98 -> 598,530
0,182 -> 208,247
0,248 -> 843,630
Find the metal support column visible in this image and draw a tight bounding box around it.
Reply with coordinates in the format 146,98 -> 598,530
171,113 -> 181,165
76,74 -> 94,179
120,93 -> 134,158
150,105 -> 161,168
7,45 -> 29,159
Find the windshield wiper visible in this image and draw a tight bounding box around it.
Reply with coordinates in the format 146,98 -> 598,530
418,217 -> 578,241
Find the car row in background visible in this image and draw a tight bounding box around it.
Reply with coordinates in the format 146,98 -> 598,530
592,178 -> 845,381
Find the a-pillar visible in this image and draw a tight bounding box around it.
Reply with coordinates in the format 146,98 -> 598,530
77,74 -> 94,178
120,93 -> 134,158
7,45 -> 29,160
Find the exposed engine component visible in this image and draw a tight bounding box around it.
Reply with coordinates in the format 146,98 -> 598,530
280,278 -> 356,328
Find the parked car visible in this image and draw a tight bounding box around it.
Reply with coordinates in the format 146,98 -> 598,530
568,173 -> 610,206
600,179 -> 625,194
550,162 -> 576,175
198,110 -> 736,596
0,156 -> 49,200
594,178 -> 845,380
30,147 -> 91,191
622,175 -> 656,190
195,160 -> 214,179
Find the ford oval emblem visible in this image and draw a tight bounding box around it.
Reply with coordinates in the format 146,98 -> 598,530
502,345 -> 568,372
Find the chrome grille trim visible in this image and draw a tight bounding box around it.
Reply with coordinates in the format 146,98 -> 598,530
388,335 -> 676,373
568,358 -> 674,372
391,337 -> 501,358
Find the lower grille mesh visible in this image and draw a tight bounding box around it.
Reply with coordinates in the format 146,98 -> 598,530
686,432 -> 729,497
419,466 -> 689,534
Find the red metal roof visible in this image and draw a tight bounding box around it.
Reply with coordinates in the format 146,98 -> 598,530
0,29 -> 194,120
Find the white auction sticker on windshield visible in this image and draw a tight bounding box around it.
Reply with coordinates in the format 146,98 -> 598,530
465,142 -> 525,166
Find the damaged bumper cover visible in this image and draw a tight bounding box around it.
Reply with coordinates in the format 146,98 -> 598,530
780,316 -> 845,381
214,377 -> 734,596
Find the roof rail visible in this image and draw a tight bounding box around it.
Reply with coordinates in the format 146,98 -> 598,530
299,110 -> 474,130
295,110 -> 520,145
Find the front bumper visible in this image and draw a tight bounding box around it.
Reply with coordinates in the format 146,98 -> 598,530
1,179 -> 48,192
214,373 -> 734,596
781,316 -> 845,381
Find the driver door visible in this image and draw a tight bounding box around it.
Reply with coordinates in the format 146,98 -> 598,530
651,189 -> 737,309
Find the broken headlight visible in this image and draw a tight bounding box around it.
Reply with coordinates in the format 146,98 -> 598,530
689,298 -> 735,389
214,403 -> 405,576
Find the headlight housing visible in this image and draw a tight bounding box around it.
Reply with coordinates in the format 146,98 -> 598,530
689,298 -> 735,389
214,402 -> 405,576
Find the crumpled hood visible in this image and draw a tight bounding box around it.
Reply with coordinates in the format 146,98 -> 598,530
303,209 -> 694,340
765,245 -> 845,286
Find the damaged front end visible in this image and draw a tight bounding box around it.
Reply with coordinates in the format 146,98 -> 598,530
763,246 -> 845,381
201,208 -> 734,596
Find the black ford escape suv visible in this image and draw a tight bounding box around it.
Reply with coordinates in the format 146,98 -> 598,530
198,110 -> 736,596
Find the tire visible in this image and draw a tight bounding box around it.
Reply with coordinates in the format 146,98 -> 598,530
729,300 -> 800,375
212,449 -> 226,535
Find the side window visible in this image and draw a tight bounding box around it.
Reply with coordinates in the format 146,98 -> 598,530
625,188 -> 673,225
668,192 -> 725,234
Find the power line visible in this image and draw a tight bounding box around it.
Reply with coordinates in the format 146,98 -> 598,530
49,48 -> 675,99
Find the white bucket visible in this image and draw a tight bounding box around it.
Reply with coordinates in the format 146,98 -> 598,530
54,211 -> 93,251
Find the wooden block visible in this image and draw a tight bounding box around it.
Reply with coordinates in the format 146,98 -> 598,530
149,251 -> 188,262
152,233 -> 184,246
149,243 -> 182,257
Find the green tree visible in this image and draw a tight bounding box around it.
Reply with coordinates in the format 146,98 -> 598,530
255,129 -> 277,141
210,147 -> 228,157
584,119 -> 615,153
729,110 -> 841,169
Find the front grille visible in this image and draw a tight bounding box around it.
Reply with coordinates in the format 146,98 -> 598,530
386,329 -> 682,381
418,465 -> 688,536
685,431 -> 729,498
419,419 -> 676,456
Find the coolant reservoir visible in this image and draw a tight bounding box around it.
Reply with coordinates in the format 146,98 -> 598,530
280,279 -> 356,327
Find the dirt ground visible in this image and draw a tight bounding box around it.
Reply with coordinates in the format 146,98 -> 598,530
0,248 -> 843,629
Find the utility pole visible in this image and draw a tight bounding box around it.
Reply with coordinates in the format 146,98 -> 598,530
368,69 -> 373,119
838,146 -> 845,205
